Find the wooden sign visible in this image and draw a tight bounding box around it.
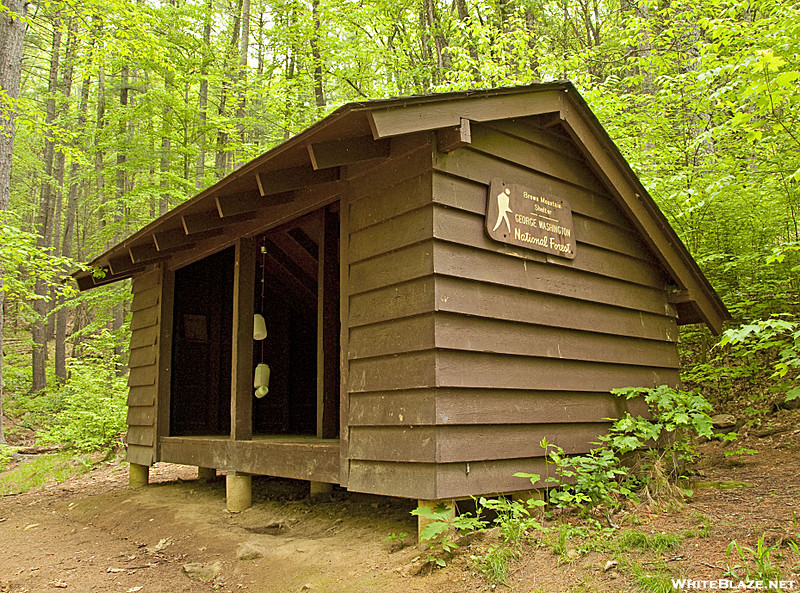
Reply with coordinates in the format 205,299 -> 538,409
485,178 -> 576,259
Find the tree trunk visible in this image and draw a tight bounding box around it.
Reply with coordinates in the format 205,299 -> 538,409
196,0 -> 212,188
310,0 -> 325,110
454,0 -> 480,82
54,17 -> 78,384
215,0 -> 243,177
235,0 -> 250,165
32,14 -> 63,394
0,0 -> 30,441
95,16 -> 106,234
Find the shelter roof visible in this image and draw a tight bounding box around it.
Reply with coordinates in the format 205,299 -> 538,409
73,81 -> 729,333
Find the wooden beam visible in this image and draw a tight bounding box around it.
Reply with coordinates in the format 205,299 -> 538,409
262,249 -> 316,311
307,136 -> 391,170
367,89 -> 562,139
270,231 -> 318,280
85,266 -> 144,289
153,228 -> 195,251
255,165 -> 340,196
667,288 -> 693,304
182,209 -> 256,235
231,237 -> 256,441
108,254 -> 139,275
130,243 -> 166,264
215,189 -> 295,217
338,192 -> 350,488
436,118 -> 471,153
530,112 -> 563,129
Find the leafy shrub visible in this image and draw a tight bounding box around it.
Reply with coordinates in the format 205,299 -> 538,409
720,316 -> 800,404
38,357 -> 127,453
520,385 -> 713,517
0,445 -> 15,472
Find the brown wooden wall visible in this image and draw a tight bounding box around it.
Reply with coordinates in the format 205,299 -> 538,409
344,134 -> 441,498
345,119 -> 680,500
126,266 -> 163,466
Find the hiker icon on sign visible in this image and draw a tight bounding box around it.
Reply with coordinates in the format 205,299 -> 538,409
493,187 -> 513,233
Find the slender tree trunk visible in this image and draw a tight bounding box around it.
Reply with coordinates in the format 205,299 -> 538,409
95,16 -> 106,235
54,18 -> 78,384
310,0 -> 325,110
0,0 -> 30,441
234,0 -> 250,168
32,14 -> 63,393
454,0 -> 480,82
196,0 -> 212,188
113,64 -> 129,368
215,0 -> 243,176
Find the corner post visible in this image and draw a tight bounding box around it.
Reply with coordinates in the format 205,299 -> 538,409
129,463 -> 149,488
231,237 -> 256,442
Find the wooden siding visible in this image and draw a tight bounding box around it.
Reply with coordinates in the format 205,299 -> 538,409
346,119 -> 681,500
421,119 -> 679,498
126,266 -> 162,465
343,136 -> 438,491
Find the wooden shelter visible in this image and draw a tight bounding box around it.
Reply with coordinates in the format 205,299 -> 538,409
74,82 -> 729,509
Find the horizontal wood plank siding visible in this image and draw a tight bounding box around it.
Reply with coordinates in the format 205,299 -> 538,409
125,266 -> 162,465
343,137 -> 438,497
426,120 -> 678,499
348,388 -> 648,427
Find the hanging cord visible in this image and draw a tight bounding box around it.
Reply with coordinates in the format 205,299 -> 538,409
260,242 -> 267,362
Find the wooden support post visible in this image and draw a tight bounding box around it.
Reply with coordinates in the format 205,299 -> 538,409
416,499 -> 455,542
198,467 -> 216,482
309,481 -> 333,501
226,472 -> 252,512
231,237 -> 256,441
316,206 -> 340,440
129,463 -> 149,489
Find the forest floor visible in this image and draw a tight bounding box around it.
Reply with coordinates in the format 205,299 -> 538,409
1,409 -> 799,593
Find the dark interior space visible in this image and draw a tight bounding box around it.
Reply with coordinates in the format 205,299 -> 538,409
170,247 -> 235,436
252,206 -> 340,437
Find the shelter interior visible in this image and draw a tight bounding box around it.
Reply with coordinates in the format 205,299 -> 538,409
168,204 -> 340,440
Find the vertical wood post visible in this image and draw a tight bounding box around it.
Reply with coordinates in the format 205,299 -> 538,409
317,206 -> 339,440
338,195 -> 350,487
198,467 -> 216,482
231,237 -> 255,441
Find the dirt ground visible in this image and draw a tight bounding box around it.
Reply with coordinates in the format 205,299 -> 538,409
1,409 -> 799,593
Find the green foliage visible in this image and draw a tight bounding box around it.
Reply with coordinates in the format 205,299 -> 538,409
725,535 -> 784,583
523,386 -> 712,518
471,543 -> 518,585
0,445 -> 15,473
615,530 -> 682,554
720,316 -> 800,404
37,355 -> 127,453
0,452 -> 92,495
411,503 -> 486,567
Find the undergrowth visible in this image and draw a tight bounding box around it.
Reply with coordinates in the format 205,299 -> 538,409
414,384 -> 713,585
0,451 -> 93,495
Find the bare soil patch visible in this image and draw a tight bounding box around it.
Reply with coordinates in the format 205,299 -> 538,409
1,409 -> 799,593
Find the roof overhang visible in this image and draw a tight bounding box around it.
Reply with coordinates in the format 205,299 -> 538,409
73,82 -> 729,333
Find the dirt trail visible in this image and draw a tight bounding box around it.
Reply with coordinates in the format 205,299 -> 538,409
1,409 -> 799,593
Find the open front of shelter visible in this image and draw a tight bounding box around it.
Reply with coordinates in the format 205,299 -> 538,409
75,82 -> 729,514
